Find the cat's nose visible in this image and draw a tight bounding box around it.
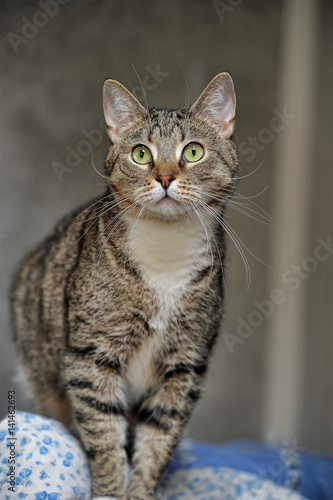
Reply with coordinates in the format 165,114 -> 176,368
156,174 -> 175,189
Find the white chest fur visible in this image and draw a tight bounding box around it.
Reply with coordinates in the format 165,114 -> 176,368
127,216 -> 210,290
124,216 -> 210,402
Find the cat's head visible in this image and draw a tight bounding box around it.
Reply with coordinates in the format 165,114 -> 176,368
103,73 -> 238,221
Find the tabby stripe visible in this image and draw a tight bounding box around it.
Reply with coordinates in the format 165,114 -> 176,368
69,345 -> 96,356
216,151 -> 234,173
206,331 -> 219,352
163,406 -> 182,419
38,236 -> 57,340
125,439 -> 135,463
104,236 -> 140,278
165,362 -> 207,379
74,315 -> 89,325
193,363 -> 207,376
74,410 -> 85,424
85,448 -> 96,460
119,164 -> 133,179
187,388 -> 201,402
124,259 -> 140,278
143,405 -> 182,419
79,395 -> 125,416
137,408 -> 170,432
67,379 -> 93,390
131,310 -> 150,333
80,424 -> 99,436
164,345 -> 179,356
64,220 -> 86,347
164,364 -> 191,379
148,128 -> 154,142
95,357 -> 121,372
106,236 -> 120,256
190,266 -> 213,285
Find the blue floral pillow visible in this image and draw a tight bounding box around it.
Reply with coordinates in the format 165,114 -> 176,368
1,411 -> 328,499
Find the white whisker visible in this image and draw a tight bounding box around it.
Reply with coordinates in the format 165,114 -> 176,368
197,199 -> 251,289
233,153 -> 267,181
189,201 -> 214,282
91,150 -> 109,179
190,185 -> 273,224
76,189 -> 143,227
96,199 -> 145,273
77,193 -> 141,243
193,202 -> 227,292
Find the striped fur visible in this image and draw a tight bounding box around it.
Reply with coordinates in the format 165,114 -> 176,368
11,73 -> 238,499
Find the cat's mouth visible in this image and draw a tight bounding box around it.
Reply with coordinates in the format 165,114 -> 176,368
157,194 -> 180,206
160,191 -> 175,200
147,190 -> 189,217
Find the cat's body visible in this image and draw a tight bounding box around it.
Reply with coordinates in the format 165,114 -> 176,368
11,74 -> 238,499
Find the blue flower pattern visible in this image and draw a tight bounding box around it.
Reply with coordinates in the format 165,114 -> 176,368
0,412 -> 90,499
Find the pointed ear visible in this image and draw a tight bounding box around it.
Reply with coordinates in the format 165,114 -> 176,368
103,79 -> 148,142
190,72 -> 236,139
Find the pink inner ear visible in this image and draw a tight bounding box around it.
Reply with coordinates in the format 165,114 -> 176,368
103,92 -> 123,141
215,95 -> 235,138
221,120 -> 233,138
104,93 -> 130,137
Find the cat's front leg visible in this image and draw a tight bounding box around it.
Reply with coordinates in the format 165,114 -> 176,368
64,357 -> 128,500
127,363 -> 205,500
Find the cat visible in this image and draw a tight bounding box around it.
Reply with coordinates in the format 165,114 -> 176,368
11,72 -> 238,499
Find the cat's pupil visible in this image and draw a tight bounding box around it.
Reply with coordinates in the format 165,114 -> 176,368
140,149 -> 145,159
191,147 -> 196,156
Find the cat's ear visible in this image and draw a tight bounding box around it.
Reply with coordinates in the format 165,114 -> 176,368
190,72 -> 236,139
103,79 -> 148,142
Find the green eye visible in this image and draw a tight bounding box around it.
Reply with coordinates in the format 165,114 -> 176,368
132,145 -> 152,165
183,142 -> 204,163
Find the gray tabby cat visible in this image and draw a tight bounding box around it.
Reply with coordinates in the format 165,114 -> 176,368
11,72 -> 238,499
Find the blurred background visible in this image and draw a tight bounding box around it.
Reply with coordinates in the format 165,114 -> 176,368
0,0 -> 332,454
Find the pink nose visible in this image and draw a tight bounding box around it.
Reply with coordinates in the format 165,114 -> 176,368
156,175 -> 174,189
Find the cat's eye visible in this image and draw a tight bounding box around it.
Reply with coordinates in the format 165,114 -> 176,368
182,142 -> 204,163
132,145 -> 152,165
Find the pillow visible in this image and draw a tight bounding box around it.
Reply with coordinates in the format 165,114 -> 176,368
0,412 -> 90,499
0,412 -> 321,500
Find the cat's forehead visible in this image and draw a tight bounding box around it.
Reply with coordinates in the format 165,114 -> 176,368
146,108 -> 188,142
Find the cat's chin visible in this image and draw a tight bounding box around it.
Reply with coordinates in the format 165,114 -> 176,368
148,197 -> 189,218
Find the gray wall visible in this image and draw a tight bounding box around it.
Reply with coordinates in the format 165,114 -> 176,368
0,0 -> 332,453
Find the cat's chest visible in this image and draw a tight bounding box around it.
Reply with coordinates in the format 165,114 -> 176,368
127,217 -> 209,290
128,216 -> 210,333
124,217 -> 210,402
